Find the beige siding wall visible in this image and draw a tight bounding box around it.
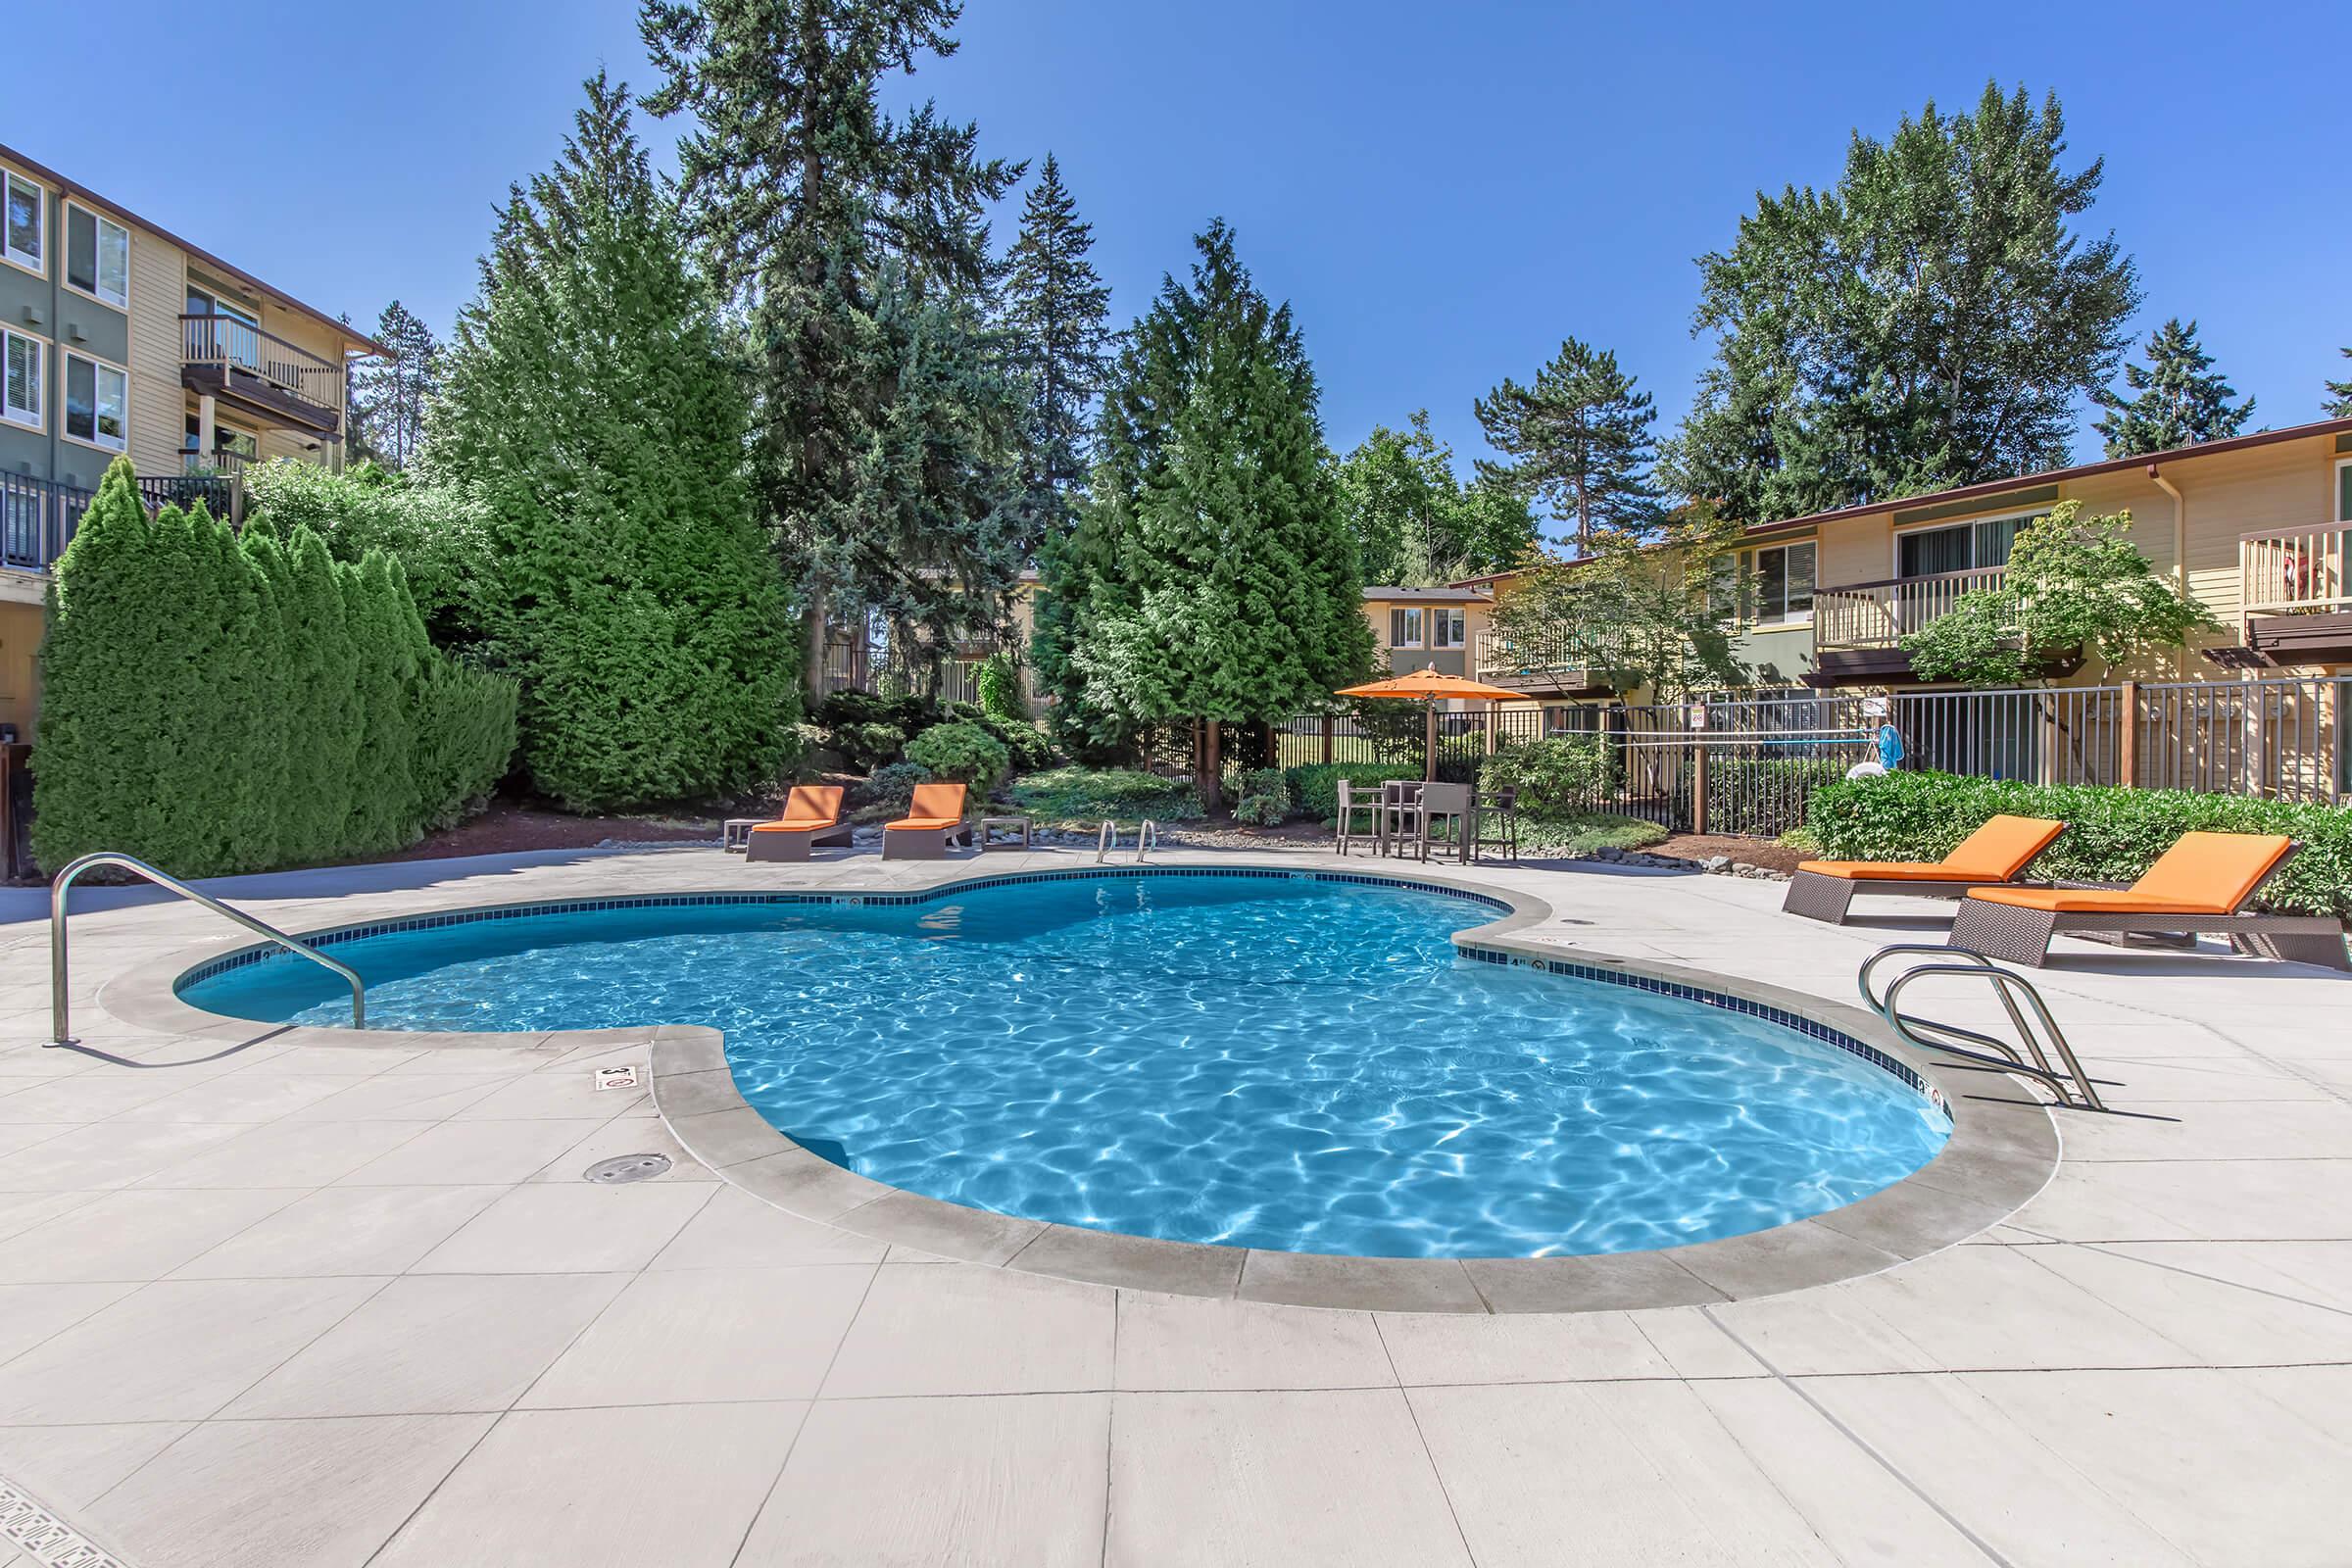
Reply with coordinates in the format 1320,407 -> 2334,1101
125,226 -> 186,476
0,601 -> 42,740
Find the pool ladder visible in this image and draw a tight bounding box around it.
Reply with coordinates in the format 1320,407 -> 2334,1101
1095,819 -> 1159,863
47,851 -> 366,1048
1859,945 -> 2107,1112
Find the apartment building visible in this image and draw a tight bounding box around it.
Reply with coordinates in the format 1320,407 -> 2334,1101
0,142 -> 383,740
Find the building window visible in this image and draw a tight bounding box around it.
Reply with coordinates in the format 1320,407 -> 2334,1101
1897,514 -> 2029,578
2,330 -> 40,430
64,203 -> 129,308
63,352 -> 126,451
1388,607 -> 1425,648
1432,607 -> 1465,648
2336,458 -> 2350,526
3,172 -> 41,272
1744,541 -> 1815,624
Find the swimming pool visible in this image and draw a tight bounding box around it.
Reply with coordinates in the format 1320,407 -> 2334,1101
180,871 -> 1950,1258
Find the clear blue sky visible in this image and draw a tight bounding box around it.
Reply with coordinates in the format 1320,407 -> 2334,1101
26,0 -> 2348,474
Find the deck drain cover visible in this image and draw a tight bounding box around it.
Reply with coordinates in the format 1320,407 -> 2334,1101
584,1153 -> 671,1184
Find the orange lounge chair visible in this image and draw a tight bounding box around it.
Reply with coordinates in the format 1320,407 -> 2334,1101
1949,831 -> 2347,970
1783,814 -> 2067,925
882,782 -> 972,860
746,786 -> 852,862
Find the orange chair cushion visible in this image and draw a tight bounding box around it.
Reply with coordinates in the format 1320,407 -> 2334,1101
906,782 -> 967,823
775,786 -> 844,826
886,816 -> 962,831
1796,861 -> 1992,882
1936,815 -> 2067,880
750,817 -> 837,835
1967,833 -> 2289,916
2127,831 -> 2290,913
1967,887 -> 2229,914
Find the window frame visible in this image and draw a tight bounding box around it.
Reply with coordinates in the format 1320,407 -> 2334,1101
1,327 -> 43,432
1431,606 -> 1466,649
1891,509 -> 2039,580
61,349 -> 129,453
1741,539 -> 1817,626
2334,457 -> 2350,526
1388,606 -> 1426,649
62,200 -> 130,309
2,171 -> 43,276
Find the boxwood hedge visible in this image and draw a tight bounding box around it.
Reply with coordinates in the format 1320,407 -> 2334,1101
1805,770 -> 2352,920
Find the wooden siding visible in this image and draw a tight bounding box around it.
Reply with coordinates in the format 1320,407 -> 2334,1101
126,227 -> 186,477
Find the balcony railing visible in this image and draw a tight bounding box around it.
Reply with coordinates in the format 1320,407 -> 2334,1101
181,315 -> 344,423
2,474 -> 94,574
1472,625 -> 1618,685
2241,523 -> 2351,619
1813,565 -> 2010,651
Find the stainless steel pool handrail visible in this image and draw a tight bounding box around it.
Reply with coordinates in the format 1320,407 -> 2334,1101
1136,820 -> 1158,861
49,851 -> 365,1046
1858,943 -> 2105,1112
1096,820 -> 1118,862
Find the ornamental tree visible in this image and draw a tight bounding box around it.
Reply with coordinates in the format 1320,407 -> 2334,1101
1475,336 -> 1662,553
1900,501 -> 2221,685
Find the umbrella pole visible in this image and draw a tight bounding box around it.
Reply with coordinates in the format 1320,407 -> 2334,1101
1425,702 -> 1437,782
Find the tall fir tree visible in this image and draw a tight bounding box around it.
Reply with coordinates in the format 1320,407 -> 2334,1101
642,0 -> 1027,699
1474,338 -> 1661,553
1667,83 -> 2140,520
2093,318 -> 2256,457
1041,221 -> 1372,795
427,73 -> 796,812
2326,347 -> 2352,419
1002,153 -> 1117,555
348,301 -> 440,467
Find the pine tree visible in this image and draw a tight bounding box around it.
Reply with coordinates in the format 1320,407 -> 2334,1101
642,0 -> 1027,700
1002,153 -> 1117,554
1668,83 -> 2139,520
2326,347 -> 2352,419
428,73 -> 796,812
349,301 -> 440,467
2093,318 -> 2256,457
1044,221 -> 1372,795
1475,337 -> 1661,553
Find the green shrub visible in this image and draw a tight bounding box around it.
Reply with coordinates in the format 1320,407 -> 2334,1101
1234,765 -> 1292,825
1283,761 -> 1423,823
857,761 -> 933,812
904,722 -> 1011,789
34,458 -> 516,876
245,459 -> 492,650
1478,737 -> 1611,822
1004,766 -> 1203,825
1234,793 -> 1286,826
1520,812 -> 1670,855
1806,771 -> 2352,920
975,652 -> 1025,721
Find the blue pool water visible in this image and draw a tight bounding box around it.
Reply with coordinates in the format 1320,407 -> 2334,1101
180,874 -> 1948,1257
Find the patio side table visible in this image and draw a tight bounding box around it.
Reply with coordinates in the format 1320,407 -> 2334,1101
976,814 -> 1034,851
722,817 -> 762,853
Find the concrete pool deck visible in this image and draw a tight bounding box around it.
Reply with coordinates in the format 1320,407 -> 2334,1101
1,843 -> 2349,1565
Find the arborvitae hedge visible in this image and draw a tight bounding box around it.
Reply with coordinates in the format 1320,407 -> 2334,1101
32,458 -> 515,877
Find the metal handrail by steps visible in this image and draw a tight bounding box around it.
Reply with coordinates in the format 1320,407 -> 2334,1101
1136,820 -> 1158,861
1858,944 -> 2106,1112
49,851 -> 365,1047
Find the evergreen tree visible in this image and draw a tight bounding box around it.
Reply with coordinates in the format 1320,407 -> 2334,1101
340,550 -> 423,853
348,301 -> 440,467
1337,412 -> 1537,585
31,463 -> 157,867
642,0 -> 1027,699
1002,153 -> 1117,554
1044,221 -> 1372,796
1475,338 -> 1661,553
428,74 -> 797,812
2326,347 -> 2352,419
1667,83 -> 2140,520
2093,318 -> 2256,457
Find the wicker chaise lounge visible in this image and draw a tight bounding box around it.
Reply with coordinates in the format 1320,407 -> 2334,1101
746,786 -> 853,862
1784,814 -> 2067,925
882,782 -> 973,860
1949,831 -> 2350,970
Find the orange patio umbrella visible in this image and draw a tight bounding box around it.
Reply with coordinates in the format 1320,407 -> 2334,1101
1334,665 -> 1527,780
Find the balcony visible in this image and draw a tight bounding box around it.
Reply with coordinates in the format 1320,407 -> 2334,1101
181,315 -> 344,436
1,473 -> 92,578
2239,523 -> 2352,665
1471,626 -> 1616,697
